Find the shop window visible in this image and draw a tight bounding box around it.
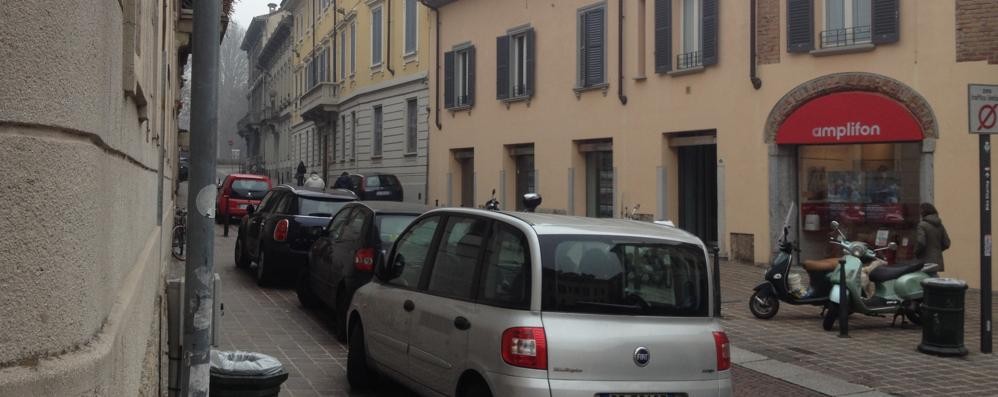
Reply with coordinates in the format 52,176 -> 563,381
797,143 -> 921,262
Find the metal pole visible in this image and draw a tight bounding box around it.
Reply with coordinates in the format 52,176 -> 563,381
712,245 -> 721,318
838,259 -> 849,338
181,0 -> 220,394
981,133 -> 993,354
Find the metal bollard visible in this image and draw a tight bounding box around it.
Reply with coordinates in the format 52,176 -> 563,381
711,245 -> 721,318
223,214 -> 229,237
838,259 -> 849,338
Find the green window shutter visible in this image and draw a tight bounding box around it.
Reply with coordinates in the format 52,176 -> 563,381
583,7 -> 605,86
786,0 -> 814,53
466,46 -> 476,106
654,0 -> 672,73
444,51 -> 455,108
871,0 -> 899,44
701,0 -> 718,66
524,28 -> 535,97
496,35 -> 510,100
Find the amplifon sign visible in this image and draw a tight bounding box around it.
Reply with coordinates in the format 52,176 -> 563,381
776,92 -> 923,144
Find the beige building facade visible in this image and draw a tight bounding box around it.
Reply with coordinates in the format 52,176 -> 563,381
424,0 -> 998,288
0,0 -> 221,395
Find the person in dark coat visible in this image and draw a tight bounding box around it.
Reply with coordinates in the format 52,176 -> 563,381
296,161 -> 307,186
332,172 -> 353,190
915,203 -> 950,272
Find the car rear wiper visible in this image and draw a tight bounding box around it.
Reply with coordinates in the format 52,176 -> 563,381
306,213 -> 332,217
575,301 -> 646,314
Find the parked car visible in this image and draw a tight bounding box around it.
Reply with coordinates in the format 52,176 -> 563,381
344,209 -> 731,397
235,185 -> 357,286
344,173 -> 404,201
216,173 -> 272,222
297,201 -> 431,340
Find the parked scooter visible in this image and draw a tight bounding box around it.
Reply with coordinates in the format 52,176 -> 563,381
484,189 -> 501,211
750,203 -> 835,319
822,220 -> 937,331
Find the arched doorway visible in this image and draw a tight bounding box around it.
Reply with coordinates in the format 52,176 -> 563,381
765,73 -> 938,262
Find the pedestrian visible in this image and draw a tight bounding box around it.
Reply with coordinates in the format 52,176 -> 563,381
304,172 -> 325,190
332,172 -> 353,190
915,202 -> 950,273
296,161 -> 306,186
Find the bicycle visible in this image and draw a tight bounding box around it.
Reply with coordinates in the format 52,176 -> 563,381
172,208 -> 187,261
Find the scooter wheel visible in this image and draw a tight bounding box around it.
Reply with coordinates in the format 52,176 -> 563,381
823,303 -> 839,331
749,291 -> 780,319
904,300 -> 923,325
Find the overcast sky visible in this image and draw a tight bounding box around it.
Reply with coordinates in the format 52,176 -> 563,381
231,0 -> 275,30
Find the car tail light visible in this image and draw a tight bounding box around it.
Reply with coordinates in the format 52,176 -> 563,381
354,248 -> 375,272
713,331 -> 731,371
274,219 -> 289,242
501,327 -> 547,370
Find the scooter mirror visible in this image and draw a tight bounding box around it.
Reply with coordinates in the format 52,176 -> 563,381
830,220 -> 840,230
888,242 -> 898,251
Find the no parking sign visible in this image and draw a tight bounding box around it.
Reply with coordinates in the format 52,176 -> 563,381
970,84 -> 998,134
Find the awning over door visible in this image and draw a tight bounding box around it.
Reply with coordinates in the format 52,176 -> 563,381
776,91 -> 923,144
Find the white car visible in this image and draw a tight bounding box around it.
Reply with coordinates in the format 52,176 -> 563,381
345,208 -> 732,397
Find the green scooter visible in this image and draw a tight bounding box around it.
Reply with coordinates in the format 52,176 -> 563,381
822,221 -> 938,331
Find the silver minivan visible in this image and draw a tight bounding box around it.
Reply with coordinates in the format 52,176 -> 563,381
346,208 -> 732,397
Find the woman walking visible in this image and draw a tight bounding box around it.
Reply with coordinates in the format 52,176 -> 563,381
915,203 -> 950,273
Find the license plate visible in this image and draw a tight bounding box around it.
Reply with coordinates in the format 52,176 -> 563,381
376,191 -> 391,196
239,204 -> 248,209
597,394 -> 684,397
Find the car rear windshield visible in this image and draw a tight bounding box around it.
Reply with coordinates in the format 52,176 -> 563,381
539,235 -> 709,317
376,214 -> 417,246
230,180 -> 268,199
298,198 -> 349,217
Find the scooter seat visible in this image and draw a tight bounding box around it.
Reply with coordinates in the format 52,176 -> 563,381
868,262 -> 924,283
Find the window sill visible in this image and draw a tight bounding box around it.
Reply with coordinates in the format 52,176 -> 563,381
404,152 -> 418,157
370,63 -> 383,71
810,43 -> 875,57
633,74 -> 647,81
500,95 -> 531,104
370,155 -> 383,160
403,52 -> 418,64
447,104 -> 473,112
667,66 -> 705,77
573,83 -> 609,98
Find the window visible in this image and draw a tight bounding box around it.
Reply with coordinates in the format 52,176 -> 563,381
388,216 -> 441,288
376,215 -> 418,247
654,0 -> 717,72
341,208 -> 368,241
427,216 -> 490,299
496,28 -> 535,100
333,119 -> 339,162
340,31 -> 346,80
404,0 -> 418,55
351,111 -> 357,160
406,98 -> 418,154
298,198 -> 348,217
480,224 -> 530,308
371,5 -> 383,66
230,180 -> 269,200
444,45 -> 475,109
341,114 -> 346,161
577,4 -> 605,88
679,0 -> 701,69
326,207 -> 353,239
372,106 -> 383,157
822,0 -> 871,47
351,22 -> 357,75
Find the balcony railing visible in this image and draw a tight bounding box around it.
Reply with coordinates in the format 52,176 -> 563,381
676,51 -> 702,71
300,82 -> 338,118
820,25 -> 872,48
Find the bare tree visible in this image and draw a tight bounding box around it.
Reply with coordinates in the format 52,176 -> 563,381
178,22 -> 248,160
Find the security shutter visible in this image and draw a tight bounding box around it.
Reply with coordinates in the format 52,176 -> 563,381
654,0 -> 672,73
496,35 -> 510,100
871,0 -> 899,44
524,28 -> 535,96
701,0 -> 718,66
581,7 -> 605,86
444,51 -> 454,108
466,46 -> 476,106
786,0 -> 814,53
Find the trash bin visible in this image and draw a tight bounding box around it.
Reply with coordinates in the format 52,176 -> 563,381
917,278 -> 968,357
210,350 -> 289,397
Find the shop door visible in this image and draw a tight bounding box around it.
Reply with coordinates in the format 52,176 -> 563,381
515,154 -> 535,210
678,145 -> 718,245
460,157 -> 474,207
586,150 -> 614,218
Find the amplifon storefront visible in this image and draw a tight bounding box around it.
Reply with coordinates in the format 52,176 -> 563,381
766,73 -> 939,263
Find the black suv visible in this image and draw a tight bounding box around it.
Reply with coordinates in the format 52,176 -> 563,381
344,173 -> 404,201
235,185 -> 357,286
297,201 -> 429,340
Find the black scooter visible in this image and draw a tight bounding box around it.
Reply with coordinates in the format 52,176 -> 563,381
749,203 -> 834,319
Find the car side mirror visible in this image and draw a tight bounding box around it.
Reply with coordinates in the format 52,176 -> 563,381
245,205 -> 255,215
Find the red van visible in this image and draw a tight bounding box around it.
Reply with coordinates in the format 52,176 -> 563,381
216,174 -> 272,222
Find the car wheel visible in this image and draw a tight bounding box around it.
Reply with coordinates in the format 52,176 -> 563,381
334,287 -> 350,343
347,321 -> 375,389
459,376 -> 493,397
823,303 -> 839,331
296,269 -> 321,309
234,238 -> 250,268
749,290 -> 780,320
256,249 -> 274,287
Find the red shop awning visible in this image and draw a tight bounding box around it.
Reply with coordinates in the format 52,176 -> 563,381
776,91 -> 923,144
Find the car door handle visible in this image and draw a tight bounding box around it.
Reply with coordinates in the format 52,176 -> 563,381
453,316 -> 471,331
403,300 -> 415,312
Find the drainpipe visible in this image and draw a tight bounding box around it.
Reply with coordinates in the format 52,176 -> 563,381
749,0 -> 762,89
420,0 -> 442,131
386,0 -> 395,75
617,0 -> 628,105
